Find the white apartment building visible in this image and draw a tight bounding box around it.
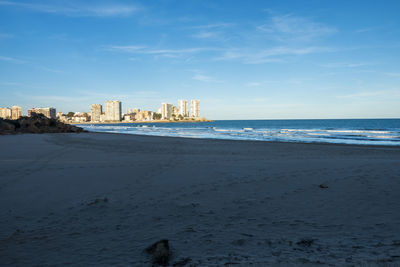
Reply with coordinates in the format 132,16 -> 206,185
178,99 -> 188,117
105,100 -> 121,122
28,107 -> 56,119
11,106 -> 22,120
190,100 -> 200,118
0,107 -> 12,119
161,103 -> 173,119
90,104 -> 102,122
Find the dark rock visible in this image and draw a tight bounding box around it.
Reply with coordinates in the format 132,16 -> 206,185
0,113 -> 86,135
0,119 -> 15,135
146,239 -> 170,266
319,184 -> 328,189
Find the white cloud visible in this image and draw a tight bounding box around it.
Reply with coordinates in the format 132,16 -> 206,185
106,45 -> 146,52
190,23 -> 234,40
106,45 -> 218,59
355,26 -> 381,33
189,23 -> 234,30
258,14 -> 337,42
0,55 -> 26,63
318,62 -> 370,68
216,46 -> 333,64
336,90 -> 400,99
192,74 -> 218,82
385,72 -> 400,77
192,31 -> 220,39
245,82 -> 261,87
0,1 -> 138,17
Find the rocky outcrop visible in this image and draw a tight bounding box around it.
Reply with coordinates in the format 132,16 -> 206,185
146,239 -> 170,266
0,113 -> 85,135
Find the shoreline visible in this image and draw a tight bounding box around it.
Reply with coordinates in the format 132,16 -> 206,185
76,130 -> 400,149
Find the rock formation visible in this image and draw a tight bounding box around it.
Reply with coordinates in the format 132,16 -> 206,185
0,113 -> 85,135
146,239 -> 170,266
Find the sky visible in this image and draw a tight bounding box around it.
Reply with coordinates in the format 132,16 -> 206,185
0,0 -> 399,119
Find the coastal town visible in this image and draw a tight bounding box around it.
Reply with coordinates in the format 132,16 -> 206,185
0,99 -> 210,123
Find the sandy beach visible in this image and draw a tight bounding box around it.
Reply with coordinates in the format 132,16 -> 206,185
1,133 -> 400,266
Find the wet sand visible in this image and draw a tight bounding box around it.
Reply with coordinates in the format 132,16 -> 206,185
0,133 -> 400,266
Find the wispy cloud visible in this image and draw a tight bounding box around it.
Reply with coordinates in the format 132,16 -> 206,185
0,55 -> 67,73
0,55 -> 26,63
189,23 -> 234,30
192,31 -> 220,39
355,26 -> 381,33
36,66 -> 66,74
190,23 -> 234,41
336,90 -> 400,99
192,74 -> 219,82
0,1 -> 138,17
318,62 -> 371,68
258,14 -> 337,42
105,45 -> 218,59
216,46 -> 333,64
385,72 -> 400,77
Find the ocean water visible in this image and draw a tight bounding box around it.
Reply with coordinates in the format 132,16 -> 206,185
79,119 -> 400,146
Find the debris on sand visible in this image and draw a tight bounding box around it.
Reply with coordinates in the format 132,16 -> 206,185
296,238 -> 315,247
87,197 -> 108,206
319,184 -> 328,189
146,239 -> 170,266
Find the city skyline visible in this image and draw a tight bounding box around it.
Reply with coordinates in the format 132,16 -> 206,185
0,98 -> 202,123
1,1 -> 400,119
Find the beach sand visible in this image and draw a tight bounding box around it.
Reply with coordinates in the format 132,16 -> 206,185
1,133 -> 400,266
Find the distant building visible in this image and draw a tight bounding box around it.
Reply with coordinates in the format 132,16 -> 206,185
0,107 -> 12,119
137,110 -> 153,121
123,114 -> 133,122
105,100 -> 121,122
72,112 -> 90,123
100,113 -> 106,122
190,100 -> 200,118
161,103 -> 173,120
178,100 -> 188,117
28,107 -> 56,119
11,106 -> 22,120
127,108 -> 140,114
90,104 -> 102,122
57,112 -> 68,122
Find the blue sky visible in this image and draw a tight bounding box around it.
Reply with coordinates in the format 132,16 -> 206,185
0,0 -> 399,119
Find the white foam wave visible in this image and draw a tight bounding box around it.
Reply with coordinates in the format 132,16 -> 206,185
79,124 -> 400,146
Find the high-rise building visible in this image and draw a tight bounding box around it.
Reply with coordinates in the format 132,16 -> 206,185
28,107 -> 56,119
161,103 -> 173,119
11,106 -> 22,120
90,104 -> 102,122
178,100 -> 188,117
0,107 -> 12,119
105,100 -> 121,121
190,100 -> 200,118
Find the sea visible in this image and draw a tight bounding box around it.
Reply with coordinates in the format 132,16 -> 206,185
79,119 -> 400,146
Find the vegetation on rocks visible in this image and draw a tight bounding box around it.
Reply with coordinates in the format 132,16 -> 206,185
0,113 -> 85,135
